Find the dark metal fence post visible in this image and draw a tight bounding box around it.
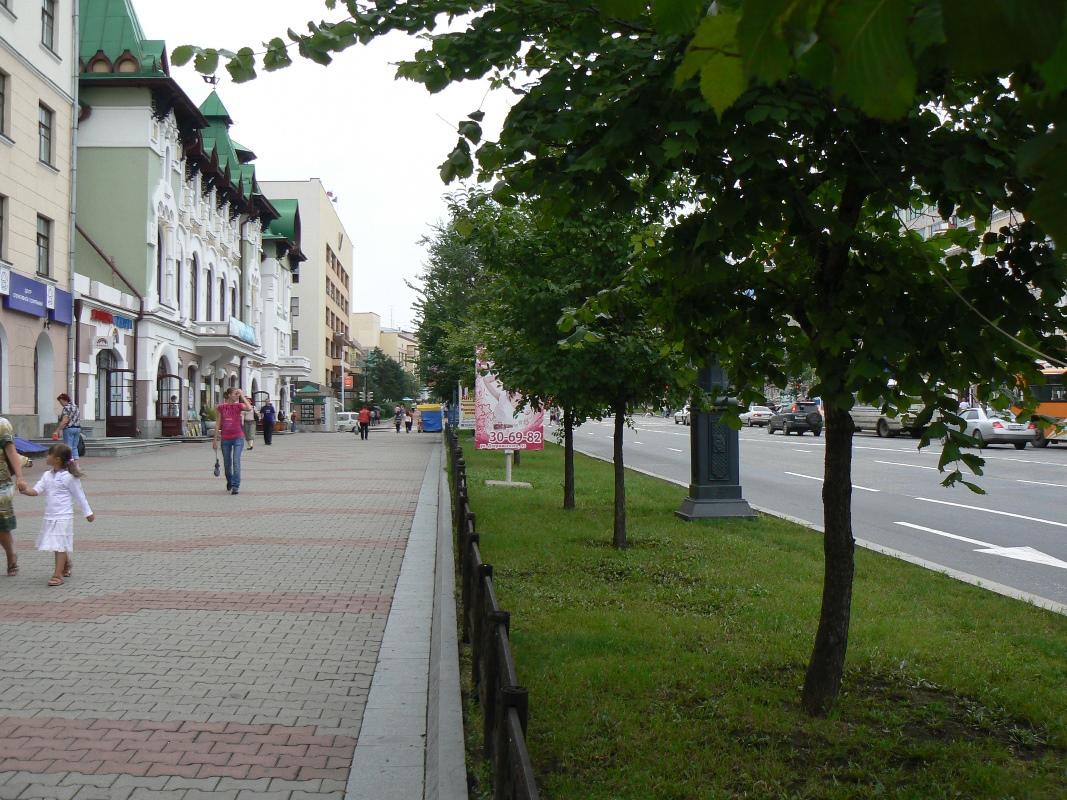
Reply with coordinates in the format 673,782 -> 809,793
493,687 -> 530,800
482,609 -> 510,758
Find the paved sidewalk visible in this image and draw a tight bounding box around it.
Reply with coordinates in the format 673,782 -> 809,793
0,429 -> 464,799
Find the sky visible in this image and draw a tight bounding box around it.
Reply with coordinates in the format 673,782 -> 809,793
134,0 -> 511,333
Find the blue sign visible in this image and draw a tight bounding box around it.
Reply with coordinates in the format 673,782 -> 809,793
228,317 -> 257,345
4,273 -> 47,318
50,288 -> 73,325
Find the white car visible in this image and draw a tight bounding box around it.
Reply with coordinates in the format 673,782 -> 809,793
674,405 -> 690,426
739,405 -> 774,427
958,406 -> 1038,449
336,412 -> 359,433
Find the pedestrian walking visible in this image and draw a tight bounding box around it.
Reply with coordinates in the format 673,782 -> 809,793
53,393 -> 82,467
405,407 -> 413,433
199,406 -> 209,435
19,443 -> 93,587
243,403 -> 256,451
214,388 -> 253,495
358,405 -> 371,440
0,417 -> 29,578
260,398 -> 277,445
290,410 -> 298,432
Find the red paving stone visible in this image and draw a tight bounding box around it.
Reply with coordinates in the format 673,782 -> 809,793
0,718 -> 356,781
0,590 -> 391,621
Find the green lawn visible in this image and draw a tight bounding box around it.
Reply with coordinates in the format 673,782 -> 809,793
457,435 -> 1067,799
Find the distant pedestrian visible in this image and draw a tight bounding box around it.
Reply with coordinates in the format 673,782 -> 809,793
414,406 -> 422,432
290,410 -> 298,432
0,417 -> 29,578
214,388 -> 253,495
199,407 -> 208,434
358,405 -> 371,440
371,408 -> 380,426
260,398 -> 276,445
19,444 -> 93,587
243,403 -> 256,451
53,393 -> 82,468
394,405 -> 403,433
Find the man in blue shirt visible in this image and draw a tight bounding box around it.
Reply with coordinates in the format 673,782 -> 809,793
260,399 -> 277,445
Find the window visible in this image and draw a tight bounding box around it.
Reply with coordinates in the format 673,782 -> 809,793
156,228 -> 165,304
0,71 -> 7,137
292,330 -> 299,351
42,1 -> 57,51
0,195 -> 5,261
36,216 -> 51,277
39,104 -> 53,164
175,257 -> 182,314
231,286 -> 237,318
205,274 -> 212,321
290,297 -> 299,316
218,278 -> 224,320
190,259 -> 198,319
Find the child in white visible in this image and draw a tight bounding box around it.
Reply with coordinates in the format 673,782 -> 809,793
21,443 -> 94,586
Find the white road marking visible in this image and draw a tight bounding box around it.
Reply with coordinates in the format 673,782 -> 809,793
1018,479 -> 1067,488
875,460 -> 938,471
792,449 -> 814,453
784,471 -> 879,492
914,497 -> 1067,529
894,522 -> 1067,569
667,447 -> 682,452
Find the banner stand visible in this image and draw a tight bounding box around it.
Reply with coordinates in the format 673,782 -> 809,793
485,450 -> 532,489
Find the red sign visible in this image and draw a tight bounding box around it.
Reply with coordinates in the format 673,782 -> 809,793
344,375 -> 354,388
90,309 -> 114,323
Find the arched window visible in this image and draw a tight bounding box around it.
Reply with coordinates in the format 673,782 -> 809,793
231,286 -> 237,318
176,250 -> 183,314
190,256 -> 199,320
157,227 -> 166,305
219,277 -> 225,320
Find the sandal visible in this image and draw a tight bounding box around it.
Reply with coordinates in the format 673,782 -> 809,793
62,560 -> 72,578
6,561 -> 18,576
47,576 -> 63,587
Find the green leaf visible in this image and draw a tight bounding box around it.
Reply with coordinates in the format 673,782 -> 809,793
737,0 -> 793,84
594,0 -> 648,19
677,13 -> 741,90
263,37 -> 293,72
455,218 -> 475,237
170,45 -> 197,67
458,120 -> 482,144
943,0 -> 1065,73
298,38 -> 333,66
700,52 -> 747,119
1038,12 -> 1067,94
651,0 -> 707,35
820,0 -> 916,119
193,48 -> 220,75
225,48 -> 257,84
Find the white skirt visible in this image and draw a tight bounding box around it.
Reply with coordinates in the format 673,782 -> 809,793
36,518 -> 74,553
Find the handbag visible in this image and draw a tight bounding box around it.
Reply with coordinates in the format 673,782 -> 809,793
77,434 -> 86,458
213,451 -> 221,477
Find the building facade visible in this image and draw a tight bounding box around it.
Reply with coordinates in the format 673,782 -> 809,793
260,180 -> 355,393
74,1 -> 279,437
0,0 -> 77,436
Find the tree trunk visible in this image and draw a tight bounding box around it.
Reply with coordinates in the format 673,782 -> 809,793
612,401 -> 627,549
563,408 -> 575,510
801,403 -> 855,715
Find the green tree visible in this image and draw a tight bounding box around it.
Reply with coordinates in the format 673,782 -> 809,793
457,193 -> 676,532
366,348 -> 417,405
182,1 -> 1067,714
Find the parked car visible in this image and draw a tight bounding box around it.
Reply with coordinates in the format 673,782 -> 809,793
768,401 -> 823,436
739,404 -> 774,427
958,406 -> 1038,449
674,405 -> 691,426
336,412 -> 359,433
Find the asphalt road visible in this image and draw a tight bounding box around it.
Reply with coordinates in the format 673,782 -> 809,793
566,415 -> 1067,609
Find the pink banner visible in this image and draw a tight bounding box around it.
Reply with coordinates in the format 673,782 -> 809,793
474,355 -> 544,450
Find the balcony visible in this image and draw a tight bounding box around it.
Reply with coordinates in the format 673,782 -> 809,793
193,318 -> 260,361
279,355 -> 312,377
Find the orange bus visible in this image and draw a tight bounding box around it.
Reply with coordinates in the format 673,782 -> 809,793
1016,368 -> 1067,447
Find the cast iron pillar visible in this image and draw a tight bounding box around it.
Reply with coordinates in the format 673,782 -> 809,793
676,363 -> 756,521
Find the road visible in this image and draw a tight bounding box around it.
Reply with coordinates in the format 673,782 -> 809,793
566,415 -> 1067,609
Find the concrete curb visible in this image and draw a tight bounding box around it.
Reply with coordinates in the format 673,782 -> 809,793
346,444 -> 441,799
571,445 -> 1067,616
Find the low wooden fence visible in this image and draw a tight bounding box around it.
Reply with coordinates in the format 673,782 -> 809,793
446,423 -> 541,800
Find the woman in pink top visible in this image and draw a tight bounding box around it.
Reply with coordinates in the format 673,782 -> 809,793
213,388 -> 252,495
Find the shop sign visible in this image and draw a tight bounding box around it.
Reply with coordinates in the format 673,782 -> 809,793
228,317 -> 257,345
114,315 -> 133,330
4,272 -> 47,318
50,288 -> 73,325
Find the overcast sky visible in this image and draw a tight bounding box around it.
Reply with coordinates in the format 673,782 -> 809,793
135,0 -> 510,333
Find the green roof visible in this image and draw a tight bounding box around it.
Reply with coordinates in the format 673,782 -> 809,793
79,0 -> 167,75
264,199 -> 300,243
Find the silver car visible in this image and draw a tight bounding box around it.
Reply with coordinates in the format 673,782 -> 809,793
739,405 -> 774,427
959,407 -> 1038,449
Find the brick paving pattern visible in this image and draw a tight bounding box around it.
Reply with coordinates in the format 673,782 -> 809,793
0,430 -> 436,799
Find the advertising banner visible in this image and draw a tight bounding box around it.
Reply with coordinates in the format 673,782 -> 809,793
474,352 -> 544,450
458,396 -> 476,430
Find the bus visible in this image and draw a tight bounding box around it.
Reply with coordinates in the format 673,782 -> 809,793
1016,368 -> 1067,447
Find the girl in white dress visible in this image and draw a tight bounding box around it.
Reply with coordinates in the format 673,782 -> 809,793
20,444 -> 94,586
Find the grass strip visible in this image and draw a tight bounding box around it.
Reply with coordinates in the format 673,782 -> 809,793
458,435 -> 1067,799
